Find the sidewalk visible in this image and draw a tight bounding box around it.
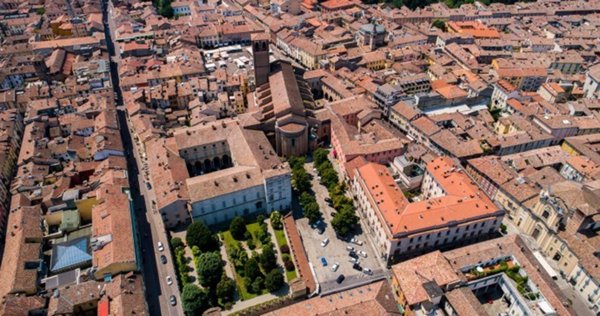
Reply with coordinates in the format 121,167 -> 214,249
266,219 -> 288,281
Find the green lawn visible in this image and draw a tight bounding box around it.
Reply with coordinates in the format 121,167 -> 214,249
274,229 -> 287,248
221,230 -> 267,301
221,231 -> 239,251
246,222 -> 263,246
285,269 -> 297,282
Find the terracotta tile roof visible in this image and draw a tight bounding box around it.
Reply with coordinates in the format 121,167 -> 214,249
266,280 -> 400,315
358,157 -> 500,236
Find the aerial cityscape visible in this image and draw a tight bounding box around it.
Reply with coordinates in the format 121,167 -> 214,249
0,0 -> 600,315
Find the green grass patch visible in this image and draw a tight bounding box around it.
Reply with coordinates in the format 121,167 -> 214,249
246,222 -> 263,246
234,271 -> 259,300
285,269 -> 297,282
274,229 -> 287,248
222,231 -> 239,251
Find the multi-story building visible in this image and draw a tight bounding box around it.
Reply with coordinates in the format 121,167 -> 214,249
352,157 -> 503,262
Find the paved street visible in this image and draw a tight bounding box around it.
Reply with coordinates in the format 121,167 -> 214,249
295,162 -> 387,295
101,0 -> 183,315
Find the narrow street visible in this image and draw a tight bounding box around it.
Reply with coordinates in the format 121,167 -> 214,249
101,0 -> 183,315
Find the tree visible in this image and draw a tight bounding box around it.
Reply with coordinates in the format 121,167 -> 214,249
171,237 -> 184,249
35,7 -> 45,15
230,216 -> 247,240
251,276 -> 264,293
257,214 -> 266,224
181,284 -> 209,315
313,148 -> 329,167
288,156 -> 306,170
331,209 -> 359,236
299,191 -> 315,207
320,167 -> 339,189
432,19 -> 447,32
303,201 -> 321,224
259,245 -> 277,272
244,257 -> 262,280
196,252 -> 224,288
186,221 -> 218,252
292,169 -> 311,192
216,276 -> 236,303
157,0 -> 174,17
270,211 -> 283,230
265,269 -> 285,292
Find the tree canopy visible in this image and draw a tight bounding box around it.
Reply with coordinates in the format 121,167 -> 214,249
186,221 -> 218,252
196,252 -> 224,288
181,284 -> 209,315
229,216 -> 247,240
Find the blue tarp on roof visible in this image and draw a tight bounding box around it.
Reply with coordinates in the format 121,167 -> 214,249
50,237 -> 92,272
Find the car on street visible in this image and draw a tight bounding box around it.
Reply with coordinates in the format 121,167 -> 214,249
157,241 -> 164,252
330,211 -> 336,217
336,274 -> 345,284
349,257 -> 359,264
348,250 -> 358,259
160,255 -> 167,264
346,246 -> 354,252
317,226 -> 325,234
352,263 -> 362,271
331,262 -> 339,272
351,238 -> 363,246
166,276 -> 173,285
363,268 -> 372,275
169,295 -> 177,306
359,250 -> 368,258
320,257 -> 328,266
146,182 -> 152,190
321,238 -> 329,247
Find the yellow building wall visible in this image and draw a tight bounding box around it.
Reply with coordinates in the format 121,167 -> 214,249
76,197 -> 98,222
560,142 -> 580,156
45,211 -> 63,226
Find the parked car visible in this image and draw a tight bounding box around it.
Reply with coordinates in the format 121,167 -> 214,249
331,262 -> 340,272
350,238 -> 363,246
346,246 -> 354,252
324,197 -> 332,204
359,250 -> 368,258
320,257 -> 328,267
317,226 -> 325,235
166,276 -> 173,285
157,241 -> 164,252
169,295 -> 177,306
160,255 -> 167,264
348,251 -> 358,259
363,268 -> 372,275
349,257 -> 359,264
146,182 -> 152,190
330,211 -> 336,217
321,238 -> 329,247
336,274 -> 345,284
352,263 -> 362,271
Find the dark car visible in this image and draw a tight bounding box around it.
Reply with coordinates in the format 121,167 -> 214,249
146,182 -> 152,190
169,295 -> 177,306
336,274 -> 345,284
160,255 -> 167,264
352,263 -> 363,271
348,251 -> 359,259
330,211 -> 336,217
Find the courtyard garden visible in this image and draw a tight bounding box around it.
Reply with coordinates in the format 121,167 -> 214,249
220,215 -> 288,301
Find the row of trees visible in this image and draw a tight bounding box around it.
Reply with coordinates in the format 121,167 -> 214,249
313,149 -> 360,236
289,156 -> 323,223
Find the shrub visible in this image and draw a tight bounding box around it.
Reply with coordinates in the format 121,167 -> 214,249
171,237 -> 184,249
270,211 -> 283,230
251,276 -> 264,293
280,244 -> 290,254
216,276 -> 236,303
247,239 -> 255,250
282,254 -> 290,262
284,260 -> 295,271
259,245 -> 277,272
243,230 -> 252,240
257,214 -> 266,224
